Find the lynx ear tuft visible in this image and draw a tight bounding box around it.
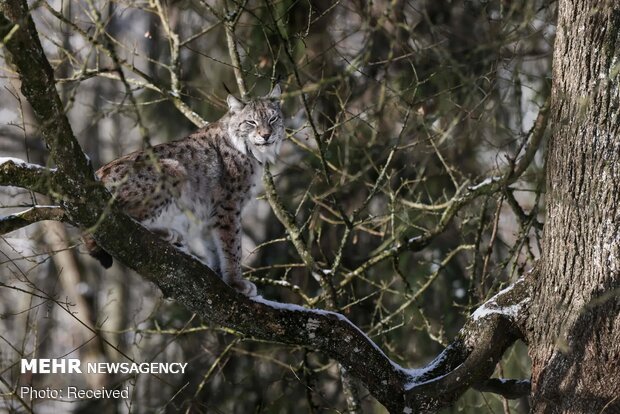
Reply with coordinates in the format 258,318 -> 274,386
268,84 -> 281,99
227,95 -> 245,112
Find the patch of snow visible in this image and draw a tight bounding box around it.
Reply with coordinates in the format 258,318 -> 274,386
252,296 -> 312,313
0,157 -> 27,165
402,347 -> 453,389
471,277 -> 529,322
0,157 -> 49,171
252,296 -> 412,377
467,176 -> 501,191
472,303 -> 522,321
407,235 -> 422,244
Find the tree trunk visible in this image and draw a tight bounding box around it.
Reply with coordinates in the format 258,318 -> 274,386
528,1 -> 620,412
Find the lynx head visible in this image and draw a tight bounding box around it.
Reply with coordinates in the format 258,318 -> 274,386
226,85 -> 284,164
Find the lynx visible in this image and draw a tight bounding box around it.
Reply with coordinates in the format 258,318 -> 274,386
85,86 -> 284,296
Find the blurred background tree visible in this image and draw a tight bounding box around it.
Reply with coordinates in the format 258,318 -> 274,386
0,0 -> 554,412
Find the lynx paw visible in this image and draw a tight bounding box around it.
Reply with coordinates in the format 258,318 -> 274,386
229,278 -> 258,297
151,228 -> 185,248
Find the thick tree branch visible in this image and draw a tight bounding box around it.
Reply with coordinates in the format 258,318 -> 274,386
83,211 -> 412,410
401,273 -> 533,411
0,205 -> 67,235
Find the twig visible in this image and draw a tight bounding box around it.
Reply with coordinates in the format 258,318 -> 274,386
44,3 -> 207,128
84,0 -> 151,146
474,378 -> 531,399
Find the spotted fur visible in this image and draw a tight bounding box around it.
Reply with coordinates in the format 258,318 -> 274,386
85,86 -> 284,296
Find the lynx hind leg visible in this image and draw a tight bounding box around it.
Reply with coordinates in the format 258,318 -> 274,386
229,278 -> 258,297
201,231 -> 221,274
83,234 -> 113,268
150,227 -> 185,249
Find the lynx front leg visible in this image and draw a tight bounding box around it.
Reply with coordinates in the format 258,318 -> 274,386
212,206 -> 257,297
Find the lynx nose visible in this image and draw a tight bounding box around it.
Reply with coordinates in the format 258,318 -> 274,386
259,130 -> 271,141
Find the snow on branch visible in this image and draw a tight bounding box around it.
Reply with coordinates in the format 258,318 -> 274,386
399,272 -> 534,410
0,157 -> 44,169
471,273 -> 532,324
0,157 -> 59,195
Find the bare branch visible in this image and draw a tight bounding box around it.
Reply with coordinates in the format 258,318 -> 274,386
511,99 -> 550,179
400,98 -> 550,215
473,378 -> 531,399
0,206 -> 67,235
224,8 -> 248,98
43,2 -> 207,128
262,164 -> 315,270
0,158 -> 58,195
151,0 -> 182,98
83,0 -> 151,146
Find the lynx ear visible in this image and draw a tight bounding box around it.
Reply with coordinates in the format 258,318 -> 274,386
268,84 -> 281,99
227,95 -> 244,112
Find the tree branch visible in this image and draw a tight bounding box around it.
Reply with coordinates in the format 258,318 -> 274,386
0,157 -> 58,195
43,2 -> 207,129
262,164 -> 315,270
473,378 -> 531,399
223,2 -> 248,98
401,272 -> 533,411
0,205 -> 67,235
511,99 -> 550,180
338,101 -> 549,290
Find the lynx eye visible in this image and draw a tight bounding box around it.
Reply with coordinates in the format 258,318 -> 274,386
268,115 -> 280,125
244,120 -> 257,127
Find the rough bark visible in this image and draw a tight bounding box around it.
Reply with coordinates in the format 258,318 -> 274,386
527,1 -> 620,412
